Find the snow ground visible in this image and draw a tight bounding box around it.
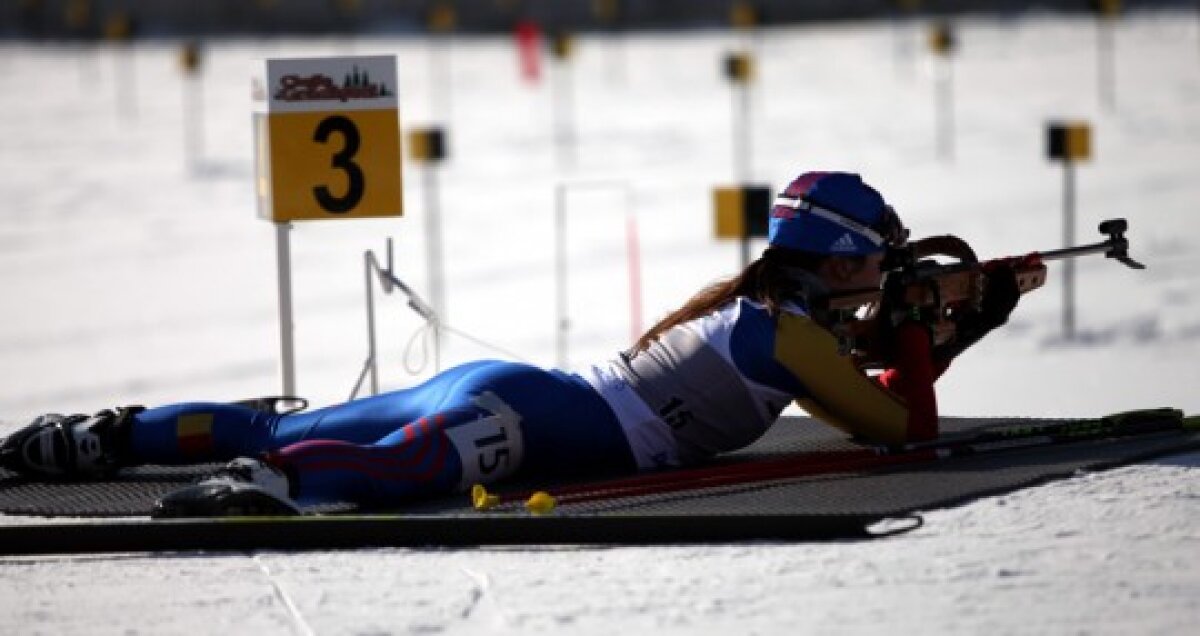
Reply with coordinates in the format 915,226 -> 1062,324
1,10 -> 1199,634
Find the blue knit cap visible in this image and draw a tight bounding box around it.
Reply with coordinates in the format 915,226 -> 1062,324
767,172 -> 905,255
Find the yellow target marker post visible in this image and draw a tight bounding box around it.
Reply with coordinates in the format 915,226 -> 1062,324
427,2 -> 458,33
180,42 -> 205,172
64,0 -> 92,34
550,32 -> 578,170
928,22 -> 957,162
426,2 -> 457,129
1047,121 -> 1092,340
102,11 -> 133,41
714,185 -> 771,269
253,55 -> 403,395
104,11 -> 137,121
593,0 -> 620,24
722,51 -> 755,182
336,0 -> 362,15
591,0 -> 628,85
409,127 -> 449,371
730,1 -> 758,30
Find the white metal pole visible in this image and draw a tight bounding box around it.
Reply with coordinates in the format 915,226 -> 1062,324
733,81 -> 751,182
605,26 -> 628,86
892,12 -> 916,81
1063,162 -> 1077,339
936,57 -> 955,162
183,73 -> 204,172
553,57 -> 577,171
275,222 -> 297,396
114,44 -> 137,122
430,35 -> 453,126
364,251 -> 379,396
1098,14 -> 1116,112
423,166 -> 445,372
555,185 -> 569,370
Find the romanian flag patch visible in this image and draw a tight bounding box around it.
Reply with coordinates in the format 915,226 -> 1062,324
177,414 -> 214,456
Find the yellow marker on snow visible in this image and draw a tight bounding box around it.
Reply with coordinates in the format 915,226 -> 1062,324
525,491 -> 557,515
471,484 -> 499,511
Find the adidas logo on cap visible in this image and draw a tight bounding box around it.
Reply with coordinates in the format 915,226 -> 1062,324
829,233 -> 858,252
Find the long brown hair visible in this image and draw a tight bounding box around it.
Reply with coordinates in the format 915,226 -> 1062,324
632,248 -> 830,352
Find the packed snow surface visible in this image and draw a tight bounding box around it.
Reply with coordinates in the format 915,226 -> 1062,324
1,10 -> 1199,634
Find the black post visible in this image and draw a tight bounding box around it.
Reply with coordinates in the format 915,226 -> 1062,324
1097,12 -> 1116,111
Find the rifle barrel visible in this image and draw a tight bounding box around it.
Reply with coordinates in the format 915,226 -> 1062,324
1037,240 -> 1114,262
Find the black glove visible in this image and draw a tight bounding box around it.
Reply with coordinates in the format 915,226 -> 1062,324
935,262 -> 1021,362
863,270 -> 941,367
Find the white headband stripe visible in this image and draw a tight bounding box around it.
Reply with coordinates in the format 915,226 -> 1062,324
772,195 -> 886,247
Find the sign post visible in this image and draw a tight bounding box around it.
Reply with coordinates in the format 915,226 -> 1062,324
1093,0 -> 1121,111
180,41 -> 204,172
427,2 -> 457,125
723,51 -> 755,182
253,55 -> 403,396
890,0 -> 921,80
928,21 -> 956,162
409,127 -> 448,371
550,32 -> 578,171
593,0 -> 627,85
104,10 -> 137,122
1047,121 -> 1092,339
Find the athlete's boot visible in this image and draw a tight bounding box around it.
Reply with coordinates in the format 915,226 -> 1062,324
0,407 -> 143,480
152,457 -> 300,518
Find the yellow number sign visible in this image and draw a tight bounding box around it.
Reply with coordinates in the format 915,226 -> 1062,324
254,55 -> 403,222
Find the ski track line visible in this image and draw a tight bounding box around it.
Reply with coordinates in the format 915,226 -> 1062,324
253,554 -> 317,636
459,564 -> 516,632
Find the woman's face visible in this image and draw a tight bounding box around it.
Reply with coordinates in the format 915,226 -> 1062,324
820,252 -> 886,291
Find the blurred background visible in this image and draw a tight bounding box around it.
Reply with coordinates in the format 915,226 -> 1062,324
3,0 -> 1188,38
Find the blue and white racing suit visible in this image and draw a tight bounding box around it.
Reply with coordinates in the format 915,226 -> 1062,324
129,297 -> 923,506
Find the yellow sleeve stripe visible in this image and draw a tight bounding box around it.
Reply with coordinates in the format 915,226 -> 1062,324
774,313 -> 910,446
177,413 -> 214,455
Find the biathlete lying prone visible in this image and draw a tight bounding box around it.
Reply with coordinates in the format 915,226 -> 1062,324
0,171 -> 1020,516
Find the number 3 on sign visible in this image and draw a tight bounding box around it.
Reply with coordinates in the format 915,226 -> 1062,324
264,109 -> 401,221
312,115 -> 365,214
